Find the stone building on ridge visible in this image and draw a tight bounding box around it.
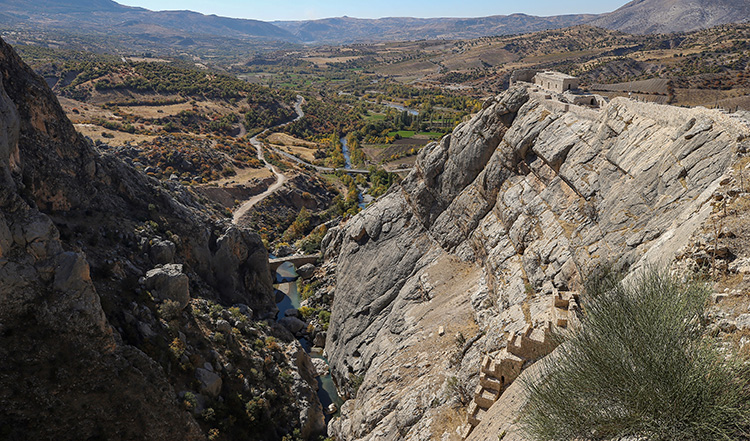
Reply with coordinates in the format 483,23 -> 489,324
510,69 -> 606,108
533,71 -> 579,94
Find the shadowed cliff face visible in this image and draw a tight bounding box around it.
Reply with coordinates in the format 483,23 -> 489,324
323,86 -> 750,440
0,37 -> 321,439
0,39 -> 206,440
0,37 -> 274,316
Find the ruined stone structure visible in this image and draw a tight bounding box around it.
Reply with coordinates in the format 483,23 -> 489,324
509,69 -> 537,86
510,69 -> 605,108
462,291 -> 579,438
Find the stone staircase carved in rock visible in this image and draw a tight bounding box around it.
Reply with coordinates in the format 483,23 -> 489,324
462,291 -> 579,439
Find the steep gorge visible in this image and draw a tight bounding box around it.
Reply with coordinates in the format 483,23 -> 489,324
0,36 -> 324,440
322,86 -> 750,440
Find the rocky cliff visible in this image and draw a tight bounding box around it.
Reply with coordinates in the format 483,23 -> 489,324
322,86 -> 750,440
0,36 -> 323,439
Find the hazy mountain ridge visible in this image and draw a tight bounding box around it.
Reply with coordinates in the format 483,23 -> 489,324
272,14 -> 596,44
0,0 -> 298,42
3,0 -> 750,48
590,0 -> 750,34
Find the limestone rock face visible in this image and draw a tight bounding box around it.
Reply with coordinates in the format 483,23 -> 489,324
0,36 -> 212,441
211,226 -> 275,313
287,344 -> 327,439
325,86 -> 749,440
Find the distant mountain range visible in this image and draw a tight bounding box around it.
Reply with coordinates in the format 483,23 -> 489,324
1,0 -> 750,46
272,14 -> 595,44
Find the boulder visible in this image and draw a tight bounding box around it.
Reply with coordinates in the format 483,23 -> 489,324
195,368 -> 222,398
149,239 -> 176,264
313,332 -> 326,348
233,303 -> 253,319
280,316 -> 306,335
215,319 -> 232,334
311,357 -> 330,377
297,263 -> 315,280
144,264 -> 190,310
275,244 -> 294,257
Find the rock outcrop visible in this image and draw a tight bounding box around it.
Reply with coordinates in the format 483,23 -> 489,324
324,86 -> 749,440
0,42 -> 204,439
145,264 -> 191,309
590,0 -> 750,35
0,36 -> 321,440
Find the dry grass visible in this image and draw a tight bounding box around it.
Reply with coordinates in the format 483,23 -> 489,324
267,133 -> 318,148
275,145 -> 317,162
303,56 -> 362,67
374,59 -> 439,79
212,167 -> 274,187
74,123 -> 156,145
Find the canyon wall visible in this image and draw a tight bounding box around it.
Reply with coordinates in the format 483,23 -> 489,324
323,86 -> 749,440
0,36 -> 322,439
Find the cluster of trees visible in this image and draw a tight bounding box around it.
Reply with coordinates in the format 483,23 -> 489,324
207,113 -> 239,135
90,62 -> 277,99
284,97 -> 361,140
366,83 -> 480,114
366,167 -> 398,198
244,104 -> 295,132
345,133 -> 366,167
281,208 -> 311,243
134,134 -> 261,183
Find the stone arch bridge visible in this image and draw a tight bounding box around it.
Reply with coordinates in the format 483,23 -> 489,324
268,254 -> 321,274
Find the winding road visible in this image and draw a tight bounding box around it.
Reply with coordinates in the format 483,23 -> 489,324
231,95 -> 413,223
232,96 -> 304,224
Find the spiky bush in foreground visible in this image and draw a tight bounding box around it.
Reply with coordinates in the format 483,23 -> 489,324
521,268 -> 750,441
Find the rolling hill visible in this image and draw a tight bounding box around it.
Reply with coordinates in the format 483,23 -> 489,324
0,0 -> 298,42
2,0 -> 750,48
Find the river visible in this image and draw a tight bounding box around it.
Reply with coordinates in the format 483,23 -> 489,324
382,101 -> 419,116
274,262 -> 344,423
340,137 -> 372,209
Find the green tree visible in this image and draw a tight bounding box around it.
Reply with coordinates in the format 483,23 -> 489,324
521,268 -> 750,441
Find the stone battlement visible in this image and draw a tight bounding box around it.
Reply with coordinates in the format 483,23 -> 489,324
462,290 -> 580,439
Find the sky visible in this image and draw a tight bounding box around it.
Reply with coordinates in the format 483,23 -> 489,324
116,0 -> 630,21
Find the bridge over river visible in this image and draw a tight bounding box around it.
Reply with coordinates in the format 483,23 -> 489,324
268,254 -> 321,273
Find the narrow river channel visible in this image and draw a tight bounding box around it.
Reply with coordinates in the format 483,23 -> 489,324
340,137 -> 372,209
274,262 -> 344,423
